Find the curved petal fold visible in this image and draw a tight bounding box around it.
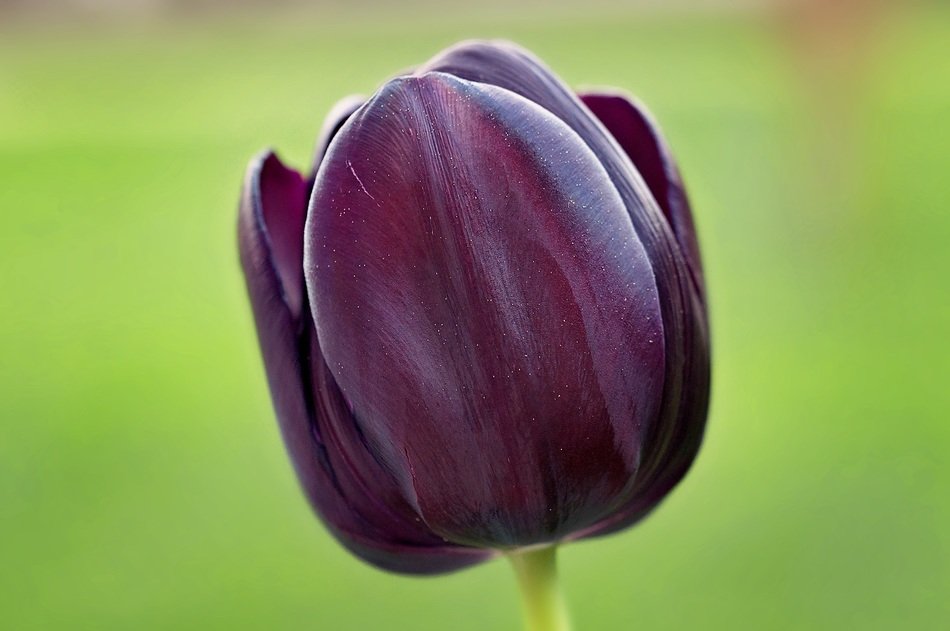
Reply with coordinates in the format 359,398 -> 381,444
238,151 -> 487,573
580,91 -> 704,297
423,41 -> 710,529
307,72 -> 665,547
310,95 -> 365,180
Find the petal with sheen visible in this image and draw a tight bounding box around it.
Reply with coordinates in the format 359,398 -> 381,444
423,41 -> 710,530
238,151 -> 487,573
310,95 -> 365,180
307,72 -> 665,548
580,91 -> 704,297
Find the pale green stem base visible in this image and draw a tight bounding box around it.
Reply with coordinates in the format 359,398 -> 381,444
508,546 -> 571,631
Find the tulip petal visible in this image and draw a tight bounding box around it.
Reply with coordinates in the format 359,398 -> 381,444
307,72 -> 666,547
422,41 -> 710,534
580,91 -> 704,297
310,95 -> 364,180
239,151 -> 488,573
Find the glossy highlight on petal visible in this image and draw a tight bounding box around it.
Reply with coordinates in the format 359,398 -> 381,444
307,72 -> 666,547
310,95 -> 364,179
424,41 -> 710,529
238,151 -> 488,574
580,91 -> 704,297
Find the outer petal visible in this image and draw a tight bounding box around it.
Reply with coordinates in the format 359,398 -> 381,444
238,151 -> 488,573
307,72 -> 665,548
422,41 -> 710,536
580,91 -> 704,298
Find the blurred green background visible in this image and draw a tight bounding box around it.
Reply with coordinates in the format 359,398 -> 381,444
2,0 -> 948,629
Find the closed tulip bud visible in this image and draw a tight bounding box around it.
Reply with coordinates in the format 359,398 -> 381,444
238,40 -> 709,587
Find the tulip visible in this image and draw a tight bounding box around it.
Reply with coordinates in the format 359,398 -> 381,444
239,40 -> 709,630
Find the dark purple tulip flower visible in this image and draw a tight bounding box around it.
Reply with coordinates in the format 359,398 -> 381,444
238,41 -> 709,586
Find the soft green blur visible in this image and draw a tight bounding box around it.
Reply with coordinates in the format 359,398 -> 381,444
2,3 -> 948,629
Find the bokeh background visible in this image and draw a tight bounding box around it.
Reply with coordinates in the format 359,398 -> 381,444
2,0 -> 948,628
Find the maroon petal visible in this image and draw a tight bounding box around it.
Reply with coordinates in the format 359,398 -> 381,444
423,41 -> 710,534
307,72 -> 666,548
580,91 -> 704,297
238,151 -> 488,573
245,151 -> 310,318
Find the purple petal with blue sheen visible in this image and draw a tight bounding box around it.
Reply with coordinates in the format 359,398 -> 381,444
238,151 -> 488,573
580,91 -> 704,298
422,41 -> 710,534
307,72 -> 665,547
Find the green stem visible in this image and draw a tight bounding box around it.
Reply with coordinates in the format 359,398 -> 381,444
508,546 -> 571,631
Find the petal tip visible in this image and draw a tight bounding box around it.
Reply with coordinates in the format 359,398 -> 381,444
238,148 -> 309,317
